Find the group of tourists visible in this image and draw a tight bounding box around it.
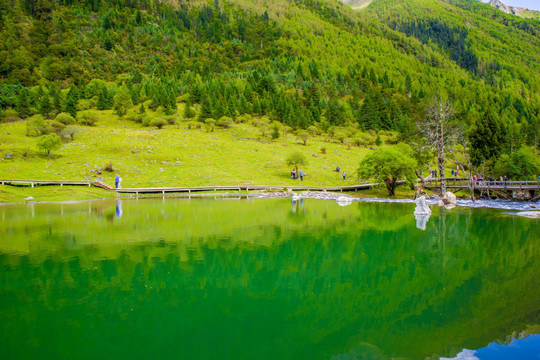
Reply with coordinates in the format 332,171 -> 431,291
472,175 -> 508,187
291,169 -> 305,181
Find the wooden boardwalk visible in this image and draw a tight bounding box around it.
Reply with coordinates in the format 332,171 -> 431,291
0,179 -> 377,195
423,178 -> 540,191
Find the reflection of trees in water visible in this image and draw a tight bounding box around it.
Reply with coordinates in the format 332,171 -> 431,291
0,202 -> 539,359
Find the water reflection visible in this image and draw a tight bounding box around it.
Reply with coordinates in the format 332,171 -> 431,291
0,198 -> 538,360
115,199 -> 123,219
415,213 -> 431,230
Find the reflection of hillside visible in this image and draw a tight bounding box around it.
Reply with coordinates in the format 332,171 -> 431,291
0,199 -> 417,259
0,199 -> 539,359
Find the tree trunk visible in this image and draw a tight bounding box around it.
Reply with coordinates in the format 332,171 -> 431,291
438,151 -> 446,195
386,178 -> 396,196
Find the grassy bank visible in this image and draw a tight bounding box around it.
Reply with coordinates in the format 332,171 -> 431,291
1,109 -> 443,203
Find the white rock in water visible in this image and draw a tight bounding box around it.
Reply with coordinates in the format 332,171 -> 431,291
441,191 -> 457,205
414,196 -> 431,215
292,194 -> 301,201
25,197 -> 34,201
336,196 -> 352,207
515,211 -> 540,219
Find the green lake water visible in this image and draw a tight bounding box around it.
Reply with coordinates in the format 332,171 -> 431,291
0,197 -> 538,360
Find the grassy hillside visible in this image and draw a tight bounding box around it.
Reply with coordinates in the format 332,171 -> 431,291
0,0 -> 538,196
0,107 -> 381,186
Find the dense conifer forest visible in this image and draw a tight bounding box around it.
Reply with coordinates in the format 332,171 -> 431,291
0,0 -> 539,178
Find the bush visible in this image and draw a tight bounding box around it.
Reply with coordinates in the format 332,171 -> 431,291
104,162 -> 115,172
217,116 -> 233,128
55,112 -> 76,125
320,146 -> 326,154
49,120 -> 66,135
204,119 -> 215,132
334,130 -> 347,144
26,115 -> 52,137
62,125 -> 78,141
150,117 -> 167,129
187,121 -> 202,129
308,125 -> 319,136
77,111 -> 98,126
2,108 -> 21,122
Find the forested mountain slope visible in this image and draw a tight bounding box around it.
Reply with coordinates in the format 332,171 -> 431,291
0,0 -> 538,166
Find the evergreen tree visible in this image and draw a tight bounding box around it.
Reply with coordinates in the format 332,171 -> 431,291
469,108 -> 509,167
113,84 -> 133,117
198,95 -> 212,121
64,88 -> 78,118
39,93 -> 52,118
17,88 -> 31,118
97,87 -> 111,110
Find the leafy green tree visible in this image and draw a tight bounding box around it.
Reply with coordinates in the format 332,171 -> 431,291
492,146 -> 540,180
37,133 -> 62,159
296,129 -> 309,145
113,84 -> 133,117
358,144 -> 417,196
286,151 -> 307,179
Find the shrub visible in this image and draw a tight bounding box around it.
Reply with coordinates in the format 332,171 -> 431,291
26,115 -> 52,137
55,112 -> 76,125
334,130 -> 347,144
307,125 -> 318,136
77,111 -> 98,126
375,134 -> 382,146
62,125 -> 78,141
2,109 -> 21,123
187,121 -> 202,129
150,117 -> 167,129
320,146 -> 326,154
204,119 -> 215,132
271,123 -> 280,140
49,120 -> 66,135
104,162 -> 115,172
217,116 -> 233,128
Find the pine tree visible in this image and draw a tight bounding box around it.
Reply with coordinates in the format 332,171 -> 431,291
39,93 -> 52,118
113,84 -> 133,117
17,88 -> 31,118
97,87 -> 110,110
469,107 -> 509,167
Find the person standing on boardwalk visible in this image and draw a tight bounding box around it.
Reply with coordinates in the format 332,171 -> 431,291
115,174 -> 121,189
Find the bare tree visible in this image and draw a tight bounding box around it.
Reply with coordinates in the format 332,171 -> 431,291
417,96 -> 458,195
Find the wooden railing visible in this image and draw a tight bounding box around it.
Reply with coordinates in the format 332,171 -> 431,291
0,179 -> 378,194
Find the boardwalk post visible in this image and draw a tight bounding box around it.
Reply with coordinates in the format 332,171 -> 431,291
31,183 -> 34,188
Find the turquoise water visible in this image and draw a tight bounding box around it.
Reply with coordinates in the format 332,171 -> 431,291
0,198 -> 538,359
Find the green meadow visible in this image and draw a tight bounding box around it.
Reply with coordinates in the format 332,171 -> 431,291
1,110 -> 422,202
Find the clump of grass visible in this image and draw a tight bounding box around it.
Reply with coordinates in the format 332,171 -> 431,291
104,162 -> 115,172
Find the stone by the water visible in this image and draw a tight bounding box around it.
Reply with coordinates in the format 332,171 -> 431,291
336,196 -> 352,207
441,191 -> 457,206
414,196 -> 431,215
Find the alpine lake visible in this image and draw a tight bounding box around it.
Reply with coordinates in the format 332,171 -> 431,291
0,196 -> 538,360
